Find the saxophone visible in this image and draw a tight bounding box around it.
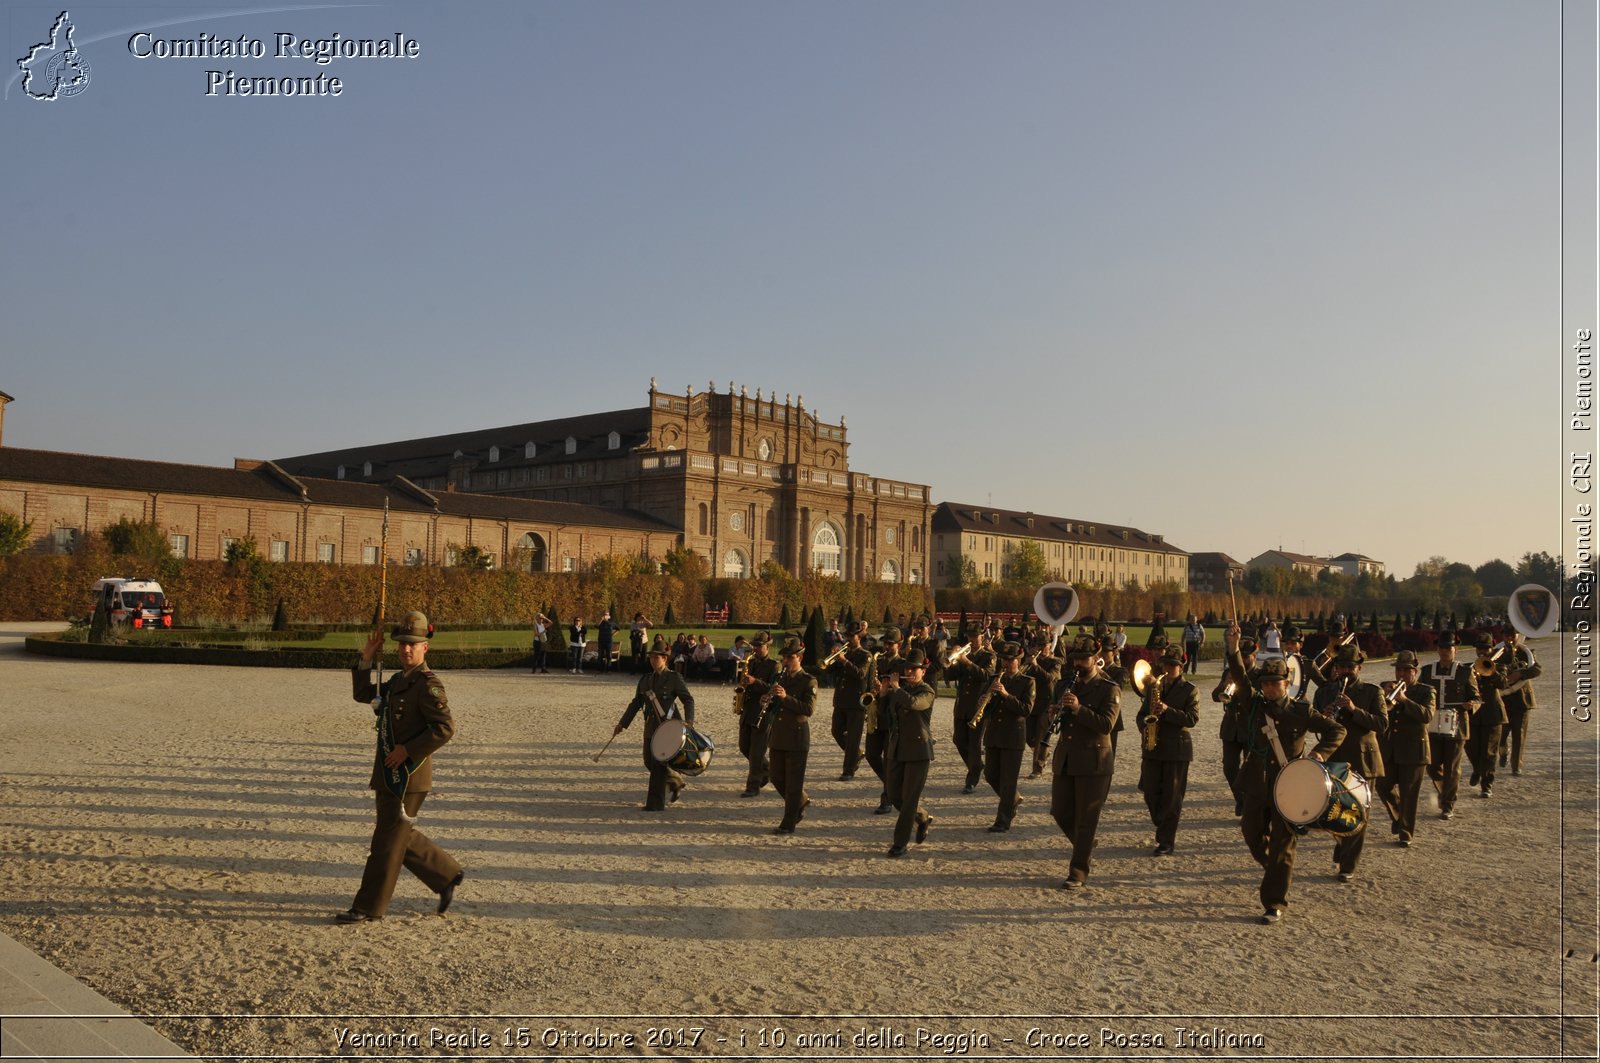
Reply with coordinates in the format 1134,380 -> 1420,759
1140,674 -> 1167,754
732,657 -> 749,715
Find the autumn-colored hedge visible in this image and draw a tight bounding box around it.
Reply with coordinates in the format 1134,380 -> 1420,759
0,547 -> 934,630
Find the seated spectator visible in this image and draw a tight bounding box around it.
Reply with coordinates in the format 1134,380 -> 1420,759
691,635 -> 717,679
727,636 -> 752,682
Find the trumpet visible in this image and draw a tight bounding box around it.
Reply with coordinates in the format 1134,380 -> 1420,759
1319,676 -> 1352,718
944,642 -> 973,668
1472,643 -> 1507,679
1382,679 -> 1408,705
821,645 -> 849,669
1313,631 -> 1359,669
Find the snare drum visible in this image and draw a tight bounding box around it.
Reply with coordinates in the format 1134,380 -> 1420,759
1429,707 -> 1460,737
1272,758 -> 1369,836
647,718 -> 715,776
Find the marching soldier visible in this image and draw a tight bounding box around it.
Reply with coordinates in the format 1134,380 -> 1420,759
1496,636 -> 1542,776
1214,633 -> 1260,816
945,632 -> 996,794
884,649 -> 938,856
826,621 -> 873,780
1281,626 -> 1312,701
1136,645 -> 1199,855
863,630 -> 905,814
1099,633 -> 1130,756
766,638 -> 817,834
1027,636 -> 1064,778
339,611 -> 464,923
736,631 -> 779,797
612,636 -> 697,811
1224,623 -> 1345,925
1314,643 -> 1388,883
1049,639 -> 1120,890
978,641 -> 1035,832
1421,633 -> 1479,819
1376,650 -> 1436,846
1466,634 -> 1509,799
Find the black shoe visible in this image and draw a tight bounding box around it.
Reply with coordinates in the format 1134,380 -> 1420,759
1441,809 -> 1454,820
740,789 -> 759,798
987,820 -> 1010,833
874,800 -> 893,815
1512,770 -> 1521,776
1260,907 -> 1282,924
670,783 -> 683,804
1498,754 -> 1508,768
1154,845 -> 1173,856
961,784 -> 976,795
336,908 -> 377,924
437,871 -> 463,915
915,816 -> 932,844
839,772 -> 854,781
1469,771 -> 1480,787
640,804 -> 665,812
774,824 -> 795,835
798,797 -> 811,822
1482,787 -> 1492,799
1059,879 -> 1083,891
887,845 -> 907,857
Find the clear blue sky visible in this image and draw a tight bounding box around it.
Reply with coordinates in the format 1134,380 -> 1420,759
0,1 -> 1565,578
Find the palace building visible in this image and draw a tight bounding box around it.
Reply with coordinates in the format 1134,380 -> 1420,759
275,380 -> 934,582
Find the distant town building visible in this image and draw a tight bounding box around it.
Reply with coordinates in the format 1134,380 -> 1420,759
1328,552 -> 1385,579
930,502 -> 1188,589
1187,551 -> 1245,594
1245,550 -> 1333,578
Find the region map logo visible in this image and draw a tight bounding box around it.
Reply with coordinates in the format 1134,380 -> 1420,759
17,11 -> 92,100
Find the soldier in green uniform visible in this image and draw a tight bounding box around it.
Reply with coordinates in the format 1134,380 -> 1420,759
612,636 -> 697,811
736,631 -> 779,797
1049,639 -> 1120,890
1224,624 -> 1345,924
1421,633 -> 1478,819
766,638 -> 817,834
1496,637 -> 1542,776
1214,634 -> 1259,816
884,649 -> 937,856
945,632 -> 995,793
864,630 -> 905,814
1466,634 -> 1509,799
978,641 -> 1035,832
1375,650 -> 1436,847
1026,636 -> 1064,778
1314,644 -> 1388,883
338,611 -> 464,923
826,622 -> 873,781
1136,645 -> 1199,855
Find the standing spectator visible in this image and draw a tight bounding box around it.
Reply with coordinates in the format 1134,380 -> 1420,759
531,612 -> 551,674
568,616 -> 586,674
597,612 -> 617,674
1112,624 -> 1128,654
727,635 -> 752,682
824,618 -> 844,655
1260,620 -> 1282,660
629,612 -> 652,673
1182,615 -> 1205,675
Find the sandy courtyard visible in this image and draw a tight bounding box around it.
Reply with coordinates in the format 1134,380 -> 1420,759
1,625 -> 1594,1060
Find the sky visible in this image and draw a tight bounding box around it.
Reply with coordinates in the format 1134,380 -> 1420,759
0,0 -> 1578,579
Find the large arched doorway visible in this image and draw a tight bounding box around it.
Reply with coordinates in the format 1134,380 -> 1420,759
517,532 -> 547,573
723,548 -> 748,579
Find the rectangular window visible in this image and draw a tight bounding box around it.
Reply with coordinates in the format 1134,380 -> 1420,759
169,534 -> 189,559
221,536 -> 237,558
270,539 -> 289,562
562,556 -> 576,572
362,545 -> 379,565
51,527 -> 78,554
317,543 -> 335,563
405,548 -> 423,566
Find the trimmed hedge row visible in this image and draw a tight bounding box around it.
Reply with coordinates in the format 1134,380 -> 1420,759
25,633 -> 531,670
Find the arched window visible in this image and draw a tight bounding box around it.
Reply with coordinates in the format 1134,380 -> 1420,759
489,446 -> 500,462
516,532 -> 547,573
880,558 -> 900,583
813,522 -> 842,577
608,431 -> 621,450
723,548 -> 747,579
698,503 -> 709,536
525,441 -> 537,459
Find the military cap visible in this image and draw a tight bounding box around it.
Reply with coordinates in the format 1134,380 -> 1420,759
996,640 -> 1023,660
1254,657 -> 1292,682
1474,632 -> 1495,650
392,611 -> 433,644
1394,650 -> 1421,670
1158,647 -> 1186,668
880,629 -> 903,644
1149,634 -> 1170,650
779,637 -> 805,658
1331,643 -> 1366,667
1066,640 -> 1096,661
902,648 -> 929,669
647,636 -> 671,658
1239,636 -> 1259,655
1281,625 -> 1303,642
750,630 -> 773,646
1436,632 -> 1459,647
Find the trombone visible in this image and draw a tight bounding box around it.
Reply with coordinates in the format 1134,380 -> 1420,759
1472,642 -> 1507,680
1313,631 -> 1359,670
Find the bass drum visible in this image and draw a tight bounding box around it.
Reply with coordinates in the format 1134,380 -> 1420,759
648,718 -> 715,777
1272,758 -> 1369,836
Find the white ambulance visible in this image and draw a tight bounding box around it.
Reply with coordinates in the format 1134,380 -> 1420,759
88,578 -> 173,628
